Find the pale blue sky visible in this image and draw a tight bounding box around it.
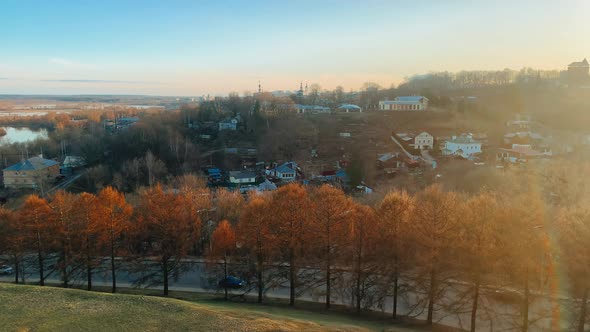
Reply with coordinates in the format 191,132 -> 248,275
0,0 -> 588,95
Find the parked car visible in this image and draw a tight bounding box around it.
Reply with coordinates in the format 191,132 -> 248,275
218,276 -> 244,289
0,265 -> 13,275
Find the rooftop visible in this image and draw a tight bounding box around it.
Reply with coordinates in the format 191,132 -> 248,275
4,156 -> 59,172
446,135 -> 480,144
229,170 -> 257,179
569,58 -> 589,67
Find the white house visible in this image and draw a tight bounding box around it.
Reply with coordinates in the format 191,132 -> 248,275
442,134 -> 482,159
268,161 -> 298,181
379,96 -> 429,111
295,104 -> 331,114
229,170 -> 257,184
218,118 -> 238,131
414,132 -> 434,149
337,104 -> 362,113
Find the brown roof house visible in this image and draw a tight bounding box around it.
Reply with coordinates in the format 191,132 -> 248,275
3,155 -> 60,189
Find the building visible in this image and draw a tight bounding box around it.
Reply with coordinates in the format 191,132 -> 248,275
442,134 -> 482,159
414,132 -> 434,149
497,144 -> 552,163
379,96 -> 429,111
218,118 -> 238,131
295,104 -> 331,114
337,104 -> 362,113
567,58 -> 589,84
228,171 -> 257,185
3,155 -> 60,189
268,161 -> 298,182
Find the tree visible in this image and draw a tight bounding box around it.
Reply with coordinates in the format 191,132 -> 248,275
0,208 -> 25,284
211,220 -> 236,300
76,192 -> 101,291
50,190 -> 82,288
346,203 -> 380,313
19,195 -> 55,286
411,185 -> 460,325
237,193 -> 274,303
95,187 -> 133,293
310,185 -> 353,309
376,190 -> 414,318
460,192 -> 502,332
215,188 -> 245,224
502,191 -> 548,332
269,183 -> 311,306
558,204 -> 590,332
135,185 -> 202,296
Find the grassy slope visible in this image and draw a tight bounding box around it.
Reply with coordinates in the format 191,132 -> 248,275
0,283 -> 410,332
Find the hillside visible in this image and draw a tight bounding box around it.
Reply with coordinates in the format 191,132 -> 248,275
0,283 -> 403,332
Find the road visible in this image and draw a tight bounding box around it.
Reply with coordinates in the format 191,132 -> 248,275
45,172 -> 83,195
0,256 -> 568,331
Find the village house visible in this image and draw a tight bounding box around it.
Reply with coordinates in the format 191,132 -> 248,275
3,155 -> 60,189
379,96 -> 429,111
218,118 -> 238,131
268,161 -> 298,182
228,170 -> 257,185
497,144 -> 552,163
295,104 -> 331,114
414,132 -> 434,149
442,134 -> 482,159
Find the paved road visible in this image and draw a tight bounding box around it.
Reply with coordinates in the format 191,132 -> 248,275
45,172 -> 83,195
0,257 -> 568,331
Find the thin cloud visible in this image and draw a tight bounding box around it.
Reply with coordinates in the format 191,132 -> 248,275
41,79 -> 154,84
48,57 -> 97,70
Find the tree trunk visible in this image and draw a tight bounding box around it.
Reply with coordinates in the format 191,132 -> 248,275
62,247 -> 69,288
578,287 -> 589,332
289,249 -> 295,306
522,274 -> 529,332
392,272 -> 398,319
326,245 -> 331,309
223,255 -> 228,300
37,236 -> 44,286
427,267 -> 436,325
110,243 -> 116,293
14,259 -> 19,284
163,258 -> 169,296
86,240 -> 92,291
256,249 -> 264,303
470,277 -> 481,332
87,264 -> 92,291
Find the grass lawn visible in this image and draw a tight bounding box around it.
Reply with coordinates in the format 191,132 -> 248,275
0,283 -> 419,332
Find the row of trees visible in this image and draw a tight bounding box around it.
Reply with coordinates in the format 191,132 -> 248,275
0,183 -> 588,331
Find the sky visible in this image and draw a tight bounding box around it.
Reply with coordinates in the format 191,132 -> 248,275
0,0 -> 589,96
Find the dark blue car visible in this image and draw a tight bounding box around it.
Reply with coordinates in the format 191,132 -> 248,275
218,276 -> 244,289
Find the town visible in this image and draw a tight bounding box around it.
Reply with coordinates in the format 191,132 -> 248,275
0,59 -> 588,201
1,1 -> 590,332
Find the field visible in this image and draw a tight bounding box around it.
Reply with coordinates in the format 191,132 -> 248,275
0,283 -> 417,332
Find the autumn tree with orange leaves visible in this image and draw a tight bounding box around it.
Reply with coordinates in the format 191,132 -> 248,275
269,183 -> 312,306
211,220 -> 236,299
75,192 -> 101,290
410,185 -> 461,325
95,187 -> 133,293
0,208 -> 25,284
310,185 -> 353,309
135,185 -> 202,296
237,192 -> 274,303
559,203 -> 590,332
50,190 -> 83,288
459,192 -> 503,332
19,195 -> 55,286
376,190 -> 414,318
